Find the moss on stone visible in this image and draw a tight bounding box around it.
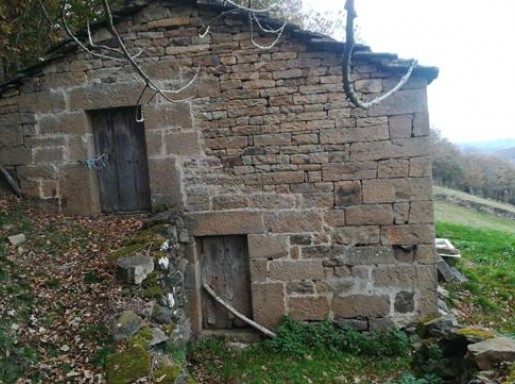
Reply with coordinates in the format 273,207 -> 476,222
154,365 -> 182,384
457,327 -> 496,340
105,345 -> 151,384
501,362 -> 515,384
141,285 -> 164,299
125,327 -> 153,349
108,244 -> 144,264
165,324 -> 176,336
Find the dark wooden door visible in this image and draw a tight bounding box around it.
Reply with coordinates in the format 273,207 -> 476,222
201,236 -> 252,329
91,107 -> 151,213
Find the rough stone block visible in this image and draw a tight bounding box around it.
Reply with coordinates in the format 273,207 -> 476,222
69,84 -> 147,111
143,103 -> 192,130
292,133 -> 319,145
373,265 -> 437,288
389,115 -> 413,139
286,281 -> 315,295
205,136 -> 248,149
331,226 -> 380,246
380,224 -> 435,246
264,211 -> 323,233
302,245 -> 345,259
211,194 -> 248,210
334,318 -> 368,331
0,115 -> 22,146
249,259 -> 268,282
59,165 -> 100,215
289,296 -> 329,321
413,112 -> 430,136
369,318 -> 396,330
410,156 -> 432,177
417,288 -> 438,315
415,244 -> 437,264
395,291 -> 415,313
324,210 -> 346,227
148,158 -> 183,211
186,212 -> 265,236
38,112 -> 87,135
254,133 -> 291,146
320,126 -> 389,144
363,178 -> 432,204
350,137 -> 430,161
409,201 -> 434,224
244,171 -> 305,185
268,260 -> 324,281
248,234 -> 289,259
367,88 -> 427,117
354,79 -> 382,93
0,147 -> 32,165
148,17 -> 191,29
117,254 -> 155,285
346,204 -> 394,225
164,131 -> 202,156
322,162 -> 377,182
378,159 -> 409,179
345,246 -> 396,265
393,202 -> 410,224
19,91 -> 66,114
252,282 -> 285,328
33,147 -> 65,164
333,295 -> 391,318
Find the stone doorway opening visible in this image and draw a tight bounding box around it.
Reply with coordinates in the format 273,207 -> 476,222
199,235 -> 253,330
89,107 -> 151,214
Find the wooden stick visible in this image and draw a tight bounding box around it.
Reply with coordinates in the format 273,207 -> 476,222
202,281 -> 277,338
0,165 -> 23,197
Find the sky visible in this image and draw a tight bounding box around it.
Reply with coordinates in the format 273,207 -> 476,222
304,0 -> 515,144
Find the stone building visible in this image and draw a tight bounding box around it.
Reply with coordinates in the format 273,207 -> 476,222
0,0 -> 439,331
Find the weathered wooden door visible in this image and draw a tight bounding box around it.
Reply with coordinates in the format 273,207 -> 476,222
91,107 -> 151,213
200,236 -> 252,329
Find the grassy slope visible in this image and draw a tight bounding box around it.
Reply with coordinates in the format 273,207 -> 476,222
434,188 -> 515,335
434,200 -> 515,233
434,185 -> 515,215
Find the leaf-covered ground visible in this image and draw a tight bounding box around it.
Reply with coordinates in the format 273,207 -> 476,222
0,193 -> 142,383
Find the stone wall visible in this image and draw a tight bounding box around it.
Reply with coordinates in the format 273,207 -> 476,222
0,1 -> 438,330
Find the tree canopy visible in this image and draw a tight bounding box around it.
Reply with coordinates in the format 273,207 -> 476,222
0,0 -> 344,83
431,128 -> 515,204
0,0 -> 124,82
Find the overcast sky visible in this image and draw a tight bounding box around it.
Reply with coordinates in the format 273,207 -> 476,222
304,0 -> 515,144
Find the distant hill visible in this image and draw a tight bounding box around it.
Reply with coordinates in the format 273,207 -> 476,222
458,139 -> 515,165
459,139 -> 515,152
496,146 -> 515,164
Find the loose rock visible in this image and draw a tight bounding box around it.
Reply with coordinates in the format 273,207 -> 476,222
467,337 -> 515,370
117,254 -> 154,284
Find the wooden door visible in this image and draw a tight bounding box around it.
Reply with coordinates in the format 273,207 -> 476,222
201,235 -> 252,329
90,107 -> 151,213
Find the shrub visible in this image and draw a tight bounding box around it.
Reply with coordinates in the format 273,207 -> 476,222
267,316 -> 410,357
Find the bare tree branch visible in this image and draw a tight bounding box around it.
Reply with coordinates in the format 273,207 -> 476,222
99,0 -> 198,105
202,280 -> 277,338
249,13 -> 286,50
342,0 -> 417,109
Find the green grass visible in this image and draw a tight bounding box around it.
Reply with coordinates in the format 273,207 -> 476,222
190,338 -> 411,384
435,222 -> 515,334
434,200 -> 515,233
189,319 -> 414,383
433,185 -> 515,214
